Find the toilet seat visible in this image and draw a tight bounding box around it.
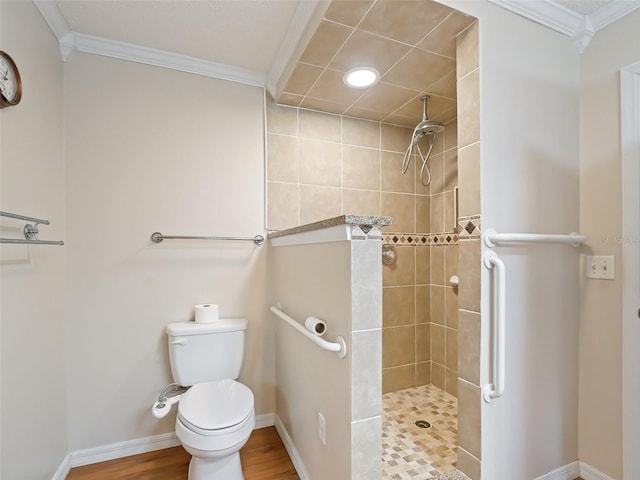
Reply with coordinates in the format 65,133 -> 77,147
178,379 -> 254,436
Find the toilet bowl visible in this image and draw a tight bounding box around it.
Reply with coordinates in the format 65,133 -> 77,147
175,379 -> 255,480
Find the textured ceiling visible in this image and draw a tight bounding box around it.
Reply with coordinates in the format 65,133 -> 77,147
55,0 -> 300,73
276,0 -> 476,127
554,0 -> 615,15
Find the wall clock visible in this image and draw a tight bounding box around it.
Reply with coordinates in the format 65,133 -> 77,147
0,51 -> 22,109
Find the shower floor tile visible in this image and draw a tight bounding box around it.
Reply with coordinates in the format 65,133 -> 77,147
382,384 -> 458,480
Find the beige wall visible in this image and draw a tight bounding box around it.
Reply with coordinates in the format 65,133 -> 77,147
579,9 -> 640,479
0,1 -> 69,478
270,235 -> 382,480
64,52 -> 271,450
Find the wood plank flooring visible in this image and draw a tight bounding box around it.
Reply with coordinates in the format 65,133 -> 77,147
65,427 -> 299,480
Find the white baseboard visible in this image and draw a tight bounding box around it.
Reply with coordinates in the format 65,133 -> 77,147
51,454 -> 71,480
534,461 -> 579,480
274,414 -> 311,480
533,461 -> 616,480
52,412 -> 275,478
579,461 -> 616,480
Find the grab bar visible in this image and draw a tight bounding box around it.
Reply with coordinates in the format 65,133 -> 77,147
0,238 -> 64,245
0,211 -> 50,225
151,232 -> 264,245
484,229 -> 586,248
270,305 -> 347,359
483,251 -> 506,403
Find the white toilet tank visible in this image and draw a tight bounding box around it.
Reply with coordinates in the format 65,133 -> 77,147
166,318 -> 247,386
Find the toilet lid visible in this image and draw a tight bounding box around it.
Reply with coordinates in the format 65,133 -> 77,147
178,379 -> 254,431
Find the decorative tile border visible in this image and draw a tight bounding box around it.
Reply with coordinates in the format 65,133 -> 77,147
457,215 -> 482,239
383,232 -> 459,247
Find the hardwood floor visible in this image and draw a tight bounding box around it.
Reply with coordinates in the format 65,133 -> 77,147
65,427 -> 299,480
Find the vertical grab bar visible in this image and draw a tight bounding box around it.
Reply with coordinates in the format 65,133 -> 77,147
483,251 -> 506,403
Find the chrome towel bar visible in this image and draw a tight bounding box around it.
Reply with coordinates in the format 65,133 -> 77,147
0,210 -> 64,245
151,232 -> 264,245
270,305 -> 347,359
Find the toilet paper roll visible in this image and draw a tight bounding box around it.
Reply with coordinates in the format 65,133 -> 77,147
305,316 -> 327,336
195,304 -> 219,324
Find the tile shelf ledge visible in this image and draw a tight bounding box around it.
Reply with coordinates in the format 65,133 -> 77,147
269,214 -> 392,247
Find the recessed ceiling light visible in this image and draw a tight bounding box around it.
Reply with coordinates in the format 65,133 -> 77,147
343,67 -> 380,88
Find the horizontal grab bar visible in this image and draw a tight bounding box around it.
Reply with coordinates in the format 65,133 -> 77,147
0,211 -> 50,225
483,251 -> 506,403
484,229 -> 586,248
151,232 -> 264,245
0,238 -> 64,245
270,305 -> 347,359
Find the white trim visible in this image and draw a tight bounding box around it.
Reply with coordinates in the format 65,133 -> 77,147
266,0 -> 330,98
51,454 -> 71,480
486,0 -> 640,53
69,432 -> 181,467
533,461 -> 579,480
274,414 -> 311,480
621,60 -> 640,480
53,413 -> 274,473
71,33 -> 265,87
580,461 -> 616,480
32,0 -> 71,41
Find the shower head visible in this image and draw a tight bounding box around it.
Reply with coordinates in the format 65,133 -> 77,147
414,95 -> 444,136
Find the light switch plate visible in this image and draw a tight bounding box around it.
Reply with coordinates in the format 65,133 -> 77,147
585,255 -> 615,280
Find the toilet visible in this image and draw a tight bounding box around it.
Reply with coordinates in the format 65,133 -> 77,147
163,318 -> 255,480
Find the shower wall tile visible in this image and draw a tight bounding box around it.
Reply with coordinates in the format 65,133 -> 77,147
430,324 -> 446,365
381,151 -> 415,194
299,185 -> 341,225
444,190 -> 456,232
381,123 -> 413,153
445,119 -> 458,151
416,361 -> 431,386
458,447 -> 481,480
343,189 -> 380,216
266,101 -> 297,136
429,152 -> 446,195
282,63 -> 323,96
458,239 -> 481,312
351,329 -> 382,420
300,20 -> 353,68
458,142 -> 481,217
383,286 -> 416,327
415,195 -> 430,233
416,247 -> 431,284
382,364 -> 414,394
299,108 -> 341,142
457,69 -> 480,148
457,21 -> 479,81
445,244 -> 459,281
383,246 -> 415,287
324,0 -> 374,28
342,116 -> 380,148
445,368 -> 458,397
351,415 -> 382,480
430,285 -> 445,325
383,326 -> 415,368
445,287 -> 459,329
458,379 -> 481,459
458,310 -> 481,386
343,145 -> 381,190
299,138 -> 341,186
267,134 -> 298,183
444,148 -> 458,191
430,246 -> 445,285
351,240 -> 383,331
431,362 -> 445,391
381,193 -> 415,233
267,181 -> 298,231
415,285 -> 430,324
430,192 -> 445,233
416,323 -> 431,362
445,328 -> 458,370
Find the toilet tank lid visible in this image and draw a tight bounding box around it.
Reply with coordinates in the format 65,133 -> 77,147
166,318 -> 247,336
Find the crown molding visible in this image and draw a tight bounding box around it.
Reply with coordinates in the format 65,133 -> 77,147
33,0 -> 266,87
487,0 -> 640,53
72,33 -> 265,87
